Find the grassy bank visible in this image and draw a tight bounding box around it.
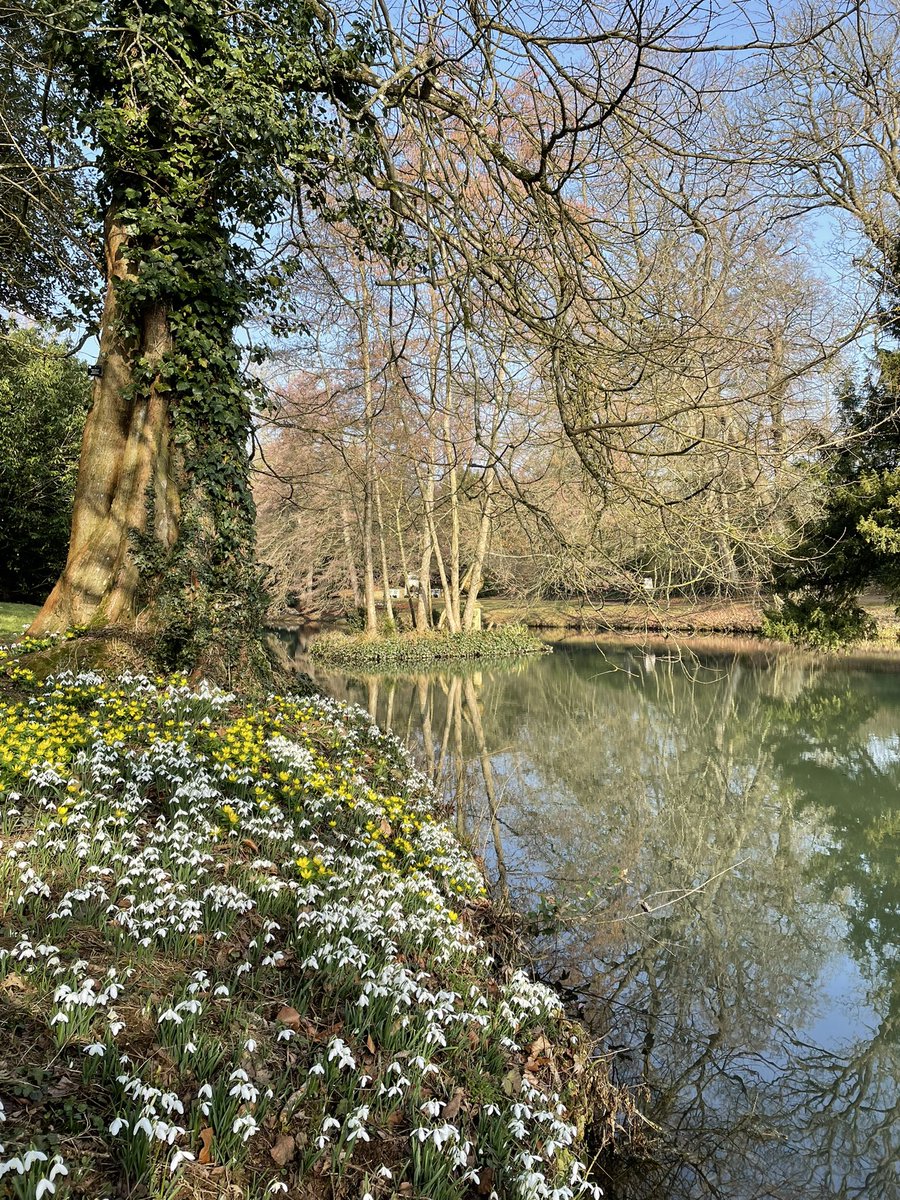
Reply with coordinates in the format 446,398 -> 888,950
0,636 -> 605,1200
468,597 -> 764,635
310,624 -> 547,668
0,601 -> 39,637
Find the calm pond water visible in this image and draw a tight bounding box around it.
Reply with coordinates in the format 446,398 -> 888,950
275,634 -> 899,1200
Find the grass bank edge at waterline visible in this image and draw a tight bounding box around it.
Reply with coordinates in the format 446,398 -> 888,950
0,633 -> 620,1200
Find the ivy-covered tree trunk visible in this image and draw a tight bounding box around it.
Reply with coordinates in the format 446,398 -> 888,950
26,0 -> 377,677
29,194 -> 265,677
31,210 -> 181,633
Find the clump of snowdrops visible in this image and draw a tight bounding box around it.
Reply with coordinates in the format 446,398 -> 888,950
0,645 -> 602,1200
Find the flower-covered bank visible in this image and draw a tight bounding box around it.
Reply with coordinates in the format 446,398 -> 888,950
0,642 -> 603,1200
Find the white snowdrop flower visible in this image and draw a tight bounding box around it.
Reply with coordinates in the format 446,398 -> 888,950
244,1038 -> 257,1052
157,1008 -> 182,1024
47,1159 -> 67,1183
0,1156 -> 25,1176
169,1148 -> 195,1172
419,1098 -> 441,1118
23,1150 -> 48,1169
84,1043 -> 105,1056
276,1028 -> 294,1041
109,1118 -> 129,1136
232,1113 -> 259,1142
326,1038 -> 356,1071
267,1182 -> 288,1194
34,1179 -> 56,1199
309,1061 -> 325,1076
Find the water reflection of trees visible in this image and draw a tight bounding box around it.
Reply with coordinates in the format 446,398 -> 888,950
302,646 -> 899,1200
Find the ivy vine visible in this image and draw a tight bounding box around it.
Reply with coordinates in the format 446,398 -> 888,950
41,0 -> 383,673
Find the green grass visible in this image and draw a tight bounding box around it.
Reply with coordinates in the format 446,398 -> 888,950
0,600 -> 39,637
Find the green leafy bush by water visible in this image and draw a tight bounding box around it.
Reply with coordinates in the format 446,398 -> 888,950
761,597 -> 878,650
310,624 -> 548,667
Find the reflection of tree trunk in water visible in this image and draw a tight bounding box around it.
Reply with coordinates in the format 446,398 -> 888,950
385,679 -> 395,732
436,676 -> 457,783
453,679 -> 466,843
417,676 -> 436,779
402,684 -> 416,742
463,676 -> 509,907
774,789 -> 797,911
365,676 -> 380,725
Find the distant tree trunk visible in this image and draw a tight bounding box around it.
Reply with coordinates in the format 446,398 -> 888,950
374,479 -> 394,626
462,396 -> 501,631
395,505 -> 418,629
358,263 -> 380,636
462,475 -> 496,630
31,210 -> 181,633
362,458 -> 378,635
442,400 -> 462,631
416,460 -> 435,630
340,500 -> 362,607
419,455 -> 459,632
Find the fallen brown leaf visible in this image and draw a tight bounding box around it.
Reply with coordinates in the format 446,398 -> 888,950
528,1035 -> 552,1059
270,1133 -> 296,1167
442,1088 -> 466,1121
501,1067 -> 522,1097
276,1005 -> 302,1031
198,1126 -> 214,1165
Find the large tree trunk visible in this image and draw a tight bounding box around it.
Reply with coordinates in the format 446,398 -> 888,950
30,210 -> 180,633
